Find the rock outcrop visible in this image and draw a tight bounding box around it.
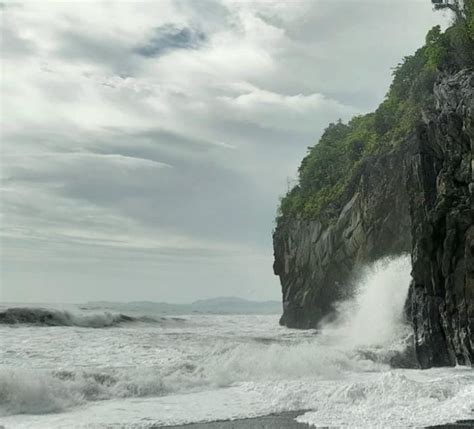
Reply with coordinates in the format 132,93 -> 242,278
273,145 -> 412,329
408,69 -> 473,367
273,69 -> 473,367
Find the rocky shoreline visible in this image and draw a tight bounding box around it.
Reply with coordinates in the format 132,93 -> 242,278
273,69 -> 473,368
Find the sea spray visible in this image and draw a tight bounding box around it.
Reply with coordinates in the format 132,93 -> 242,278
321,255 -> 412,348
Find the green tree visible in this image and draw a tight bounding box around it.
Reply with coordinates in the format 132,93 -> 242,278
432,0 -> 465,21
276,1 -> 474,225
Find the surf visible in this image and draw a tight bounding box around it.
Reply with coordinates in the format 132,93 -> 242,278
0,307 -> 167,328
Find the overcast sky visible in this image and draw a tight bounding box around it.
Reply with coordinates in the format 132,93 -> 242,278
1,1 -> 448,304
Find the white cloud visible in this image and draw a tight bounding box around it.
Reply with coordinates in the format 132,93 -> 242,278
0,0 -> 448,302
217,86 -> 357,132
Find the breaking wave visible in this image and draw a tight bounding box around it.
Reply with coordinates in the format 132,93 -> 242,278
321,255 -> 412,348
2,256 -> 472,427
0,367 -> 173,415
1,340 -> 473,420
0,332 -> 411,416
0,257 -> 417,416
0,307 -> 168,328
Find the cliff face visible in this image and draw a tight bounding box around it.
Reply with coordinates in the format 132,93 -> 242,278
273,145 -> 412,329
409,69 -> 473,367
273,69 -> 473,367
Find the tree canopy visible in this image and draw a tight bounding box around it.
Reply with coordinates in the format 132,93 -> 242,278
276,0 -> 473,225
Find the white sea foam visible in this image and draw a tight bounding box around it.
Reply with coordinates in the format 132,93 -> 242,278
296,369 -> 474,428
2,368 -> 473,428
1,256 -> 473,428
0,336 -> 388,416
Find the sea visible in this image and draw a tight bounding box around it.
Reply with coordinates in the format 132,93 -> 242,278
1,256 -> 473,428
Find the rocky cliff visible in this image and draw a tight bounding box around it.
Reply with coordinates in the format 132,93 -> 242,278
273,144 -> 412,329
273,69 -> 473,367
409,69 -> 473,367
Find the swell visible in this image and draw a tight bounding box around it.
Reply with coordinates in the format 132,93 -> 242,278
0,307 -> 176,328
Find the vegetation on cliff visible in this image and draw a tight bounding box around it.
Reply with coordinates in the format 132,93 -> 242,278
277,0 -> 474,224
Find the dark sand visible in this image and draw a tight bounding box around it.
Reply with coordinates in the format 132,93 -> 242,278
156,412 -> 474,429
155,411 -> 311,429
428,422 -> 474,428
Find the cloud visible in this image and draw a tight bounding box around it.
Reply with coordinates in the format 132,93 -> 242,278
135,24 -> 206,58
0,0 -> 449,302
55,30 -> 136,74
217,86 -> 358,132
0,19 -> 37,58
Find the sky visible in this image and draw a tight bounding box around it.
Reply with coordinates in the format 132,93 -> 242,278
0,0 -> 449,304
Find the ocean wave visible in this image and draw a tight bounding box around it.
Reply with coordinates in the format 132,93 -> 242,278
295,370 -> 474,428
1,360 -> 473,423
0,307 -> 173,328
0,332 -> 410,417
0,365 -> 188,416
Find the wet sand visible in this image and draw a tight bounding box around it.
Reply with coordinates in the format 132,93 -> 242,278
156,412 -> 474,429
428,421 -> 474,428
155,411 -> 312,429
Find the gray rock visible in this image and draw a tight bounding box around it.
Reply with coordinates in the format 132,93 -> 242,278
408,69 -> 473,367
273,147 -> 412,329
273,69 -> 473,367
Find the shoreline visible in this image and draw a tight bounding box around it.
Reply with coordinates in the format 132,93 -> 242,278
428,422 -> 474,428
156,412 -> 311,429
155,412 -> 474,429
